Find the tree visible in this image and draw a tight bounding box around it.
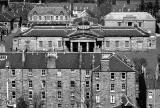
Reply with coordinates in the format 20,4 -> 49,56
33,93 -> 44,108
140,0 -> 145,11
154,0 -> 160,15
133,57 -> 147,108
16,96 -> 29,108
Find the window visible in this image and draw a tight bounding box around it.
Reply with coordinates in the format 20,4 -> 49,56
71,103 -> 75,108
110,95 -> 115,103
51,16 -> 53,20
128,22 -> 132,26
41,70 -> 46,76
41,91 -> 45,99
60,16 -> 63,20
57,71 -> 62,77
48,41 -> 52,47
33,15 -> 37,21
28,69 -> 32,76
110,84 -> 115,92
149,104 -> 153,108
110,73 -> 114,80
122,73 -> 126,80
39,41 -> 43,47
127,0 -> 130,4
58,41 -> 62,47
12,91 -> 16,98
112,0 -> 116,5
65,16 -> 68,20
148,91 -> 153,99
12,81 -> 16,88
71,92 -> 75,99
95,72 -> 99,79
86,81 -> 89,87
46,15 -> 50,20
42,80 -> 46,88
106,41 -> 110,47
39,16 -> 42,20
96,84 -> 100,91
139,22 -> 142,27
125,41 -> 129,47
57,91 -> 62,98
122,83 -> 126,91
29,90 -> 33,99
44,16 -> 47,20
11,69 -> 15,76
0,55 -> 7,60
86,70 -> 89,77
58,103 -> 62,108
96,96 -> 100,103
86,92 -> 89,99
29,80 -> 33,88
56,16 -> 58,20
115,41 -> 119,47
70,81 -> 75,87
118,22 -> 122,26
57,81 -> 62,88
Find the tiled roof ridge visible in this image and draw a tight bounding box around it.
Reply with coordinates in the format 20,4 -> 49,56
113,54 -> 136,72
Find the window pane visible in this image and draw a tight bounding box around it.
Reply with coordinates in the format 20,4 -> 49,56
111,73 -> 114,80
71,81 -> 75,87
122,73 -> 126,80
39,41 -> 43,47
58,41 -> 62,47
125,41 -> 129,47
48,41 -> 52,47
115,41 -> 119,47
106,41 -> 110,47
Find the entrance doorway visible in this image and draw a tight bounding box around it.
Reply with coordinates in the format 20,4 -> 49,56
73,42 -> 78,52
80,42 -> 86,52
89,42 -> 94,52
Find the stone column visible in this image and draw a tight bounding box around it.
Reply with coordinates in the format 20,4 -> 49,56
86,42 -> 89,52
94,42 -> 96,52
78,42 -> 80,52
70,42 -> 73,52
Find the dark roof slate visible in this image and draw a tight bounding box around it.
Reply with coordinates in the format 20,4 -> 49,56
16,25 -> 150,37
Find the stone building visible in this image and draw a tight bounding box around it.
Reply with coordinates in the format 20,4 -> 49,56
28,5 -> 70,25
12,24 -> 156,52
104,12 -> 156,33
0,52 -> 137,108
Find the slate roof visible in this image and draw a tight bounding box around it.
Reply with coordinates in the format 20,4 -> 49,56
28,6 -> 69,16
0,52 -> 134,72
0,53 -> 22,69
104,12 -> 156,21
16,25 -> 150,37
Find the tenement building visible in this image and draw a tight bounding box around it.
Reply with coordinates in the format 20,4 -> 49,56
12,24 -> 156,52
0,52 -> 137,108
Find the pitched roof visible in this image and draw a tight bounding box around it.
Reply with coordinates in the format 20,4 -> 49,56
15,25 -> 150,37
0,53 -> 22,69
105,12 -> 156,21
28,6 -> 69,16
108,54 -> 135,72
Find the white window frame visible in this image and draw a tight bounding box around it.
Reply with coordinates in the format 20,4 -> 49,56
28,90 -> 33,100
12,80 -> 16,88
11,69 -> 16,76
41,91 -> 46,99
122,83 -> 126,91
12,91 -> 16,99
96,84 -> 100,91
28,69 -> 33,76
96,95 -> 100,103
110,73 -> 115,80
121,72 -> 126,80
86,81 -> 89,87
95,72 -> 99,80
57,91 -> 62,99
28,80 -> 33,88
110,95 -> 115,103
110,84 -> 115,92
41,80 -> 46,88
41,69 -> 46,76
86,70 -> 90,77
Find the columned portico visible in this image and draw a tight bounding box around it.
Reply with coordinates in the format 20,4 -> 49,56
66,40 -> 101,52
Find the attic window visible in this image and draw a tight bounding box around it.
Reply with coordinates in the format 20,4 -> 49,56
33,11 -> 38,15
60,11 -> 64,15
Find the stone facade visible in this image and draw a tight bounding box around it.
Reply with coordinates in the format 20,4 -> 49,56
104,12 -> 156,33
0,52 -> 137,108
12,25 -> 156,52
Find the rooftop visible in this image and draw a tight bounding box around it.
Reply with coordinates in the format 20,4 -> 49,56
104,12 -> 156,21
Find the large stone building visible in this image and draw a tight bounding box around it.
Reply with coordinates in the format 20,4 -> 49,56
12,23 -> 156,52
104,12 -> 156,33
0,52 -> 137,108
